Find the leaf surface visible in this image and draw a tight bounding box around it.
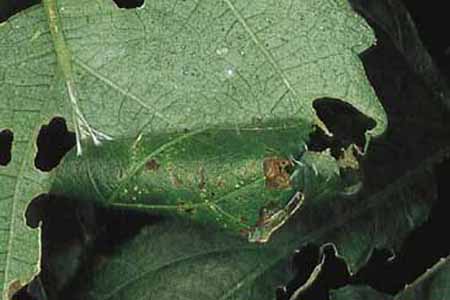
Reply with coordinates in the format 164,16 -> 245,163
49,1 -> 450,298
50,0 -> 387,141
0,0 -> 386,295
0,6 -> 61,298
34,0 -> 389,241
69,165 -> 437,300
4,0 -> 447,298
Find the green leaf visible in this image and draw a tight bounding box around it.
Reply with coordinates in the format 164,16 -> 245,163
51,109 -> 446,299
330,256 -> 450,300
9,0 -> 450,298
0,130 -> 48,299
0,8 -> 60,296
4,0 -> 388,151
81,218 -> 292,300
1,0 -> 387,296
46,0 -> 450,294
68,165 -> 436,300
51,127 -> 345,242
1,0 -> 386,244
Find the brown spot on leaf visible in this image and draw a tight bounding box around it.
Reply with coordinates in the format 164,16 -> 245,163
263,157 -> 293,189
145,159 -> 160,171
8,280 -> 22,299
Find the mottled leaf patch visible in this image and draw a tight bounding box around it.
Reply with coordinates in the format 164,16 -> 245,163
0,129 -> 13,166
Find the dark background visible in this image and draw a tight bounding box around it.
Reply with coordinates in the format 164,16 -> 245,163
1,0 -> 450,299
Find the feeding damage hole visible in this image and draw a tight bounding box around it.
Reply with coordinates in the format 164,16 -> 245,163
277,244 -> 320,299
0,0 -> 40,23
35,117 -> 76,172
309,98 -> 376,158
0,129 -> 13,166
112,0 -> 144,9
278,244 -> 350,300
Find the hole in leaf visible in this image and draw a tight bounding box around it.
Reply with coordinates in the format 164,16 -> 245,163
35,117 -> 76,172
301,246 -> 350,300
26,194 -> 94,246
11,276 -> 45,300
0,0 -> 40,23
112,0 -> 144,9
11,284 -> 35,300
25,194 -> 49,229
309,98 -> 376,158
0,129 -> 13,166
278,244 -> 320,299
25,194 -> 99,299
283,244 -> 350,300
93,207 -> 162,255
56,207 -> 162,299
23,192 -> 162,299
350,248 -> 398,293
